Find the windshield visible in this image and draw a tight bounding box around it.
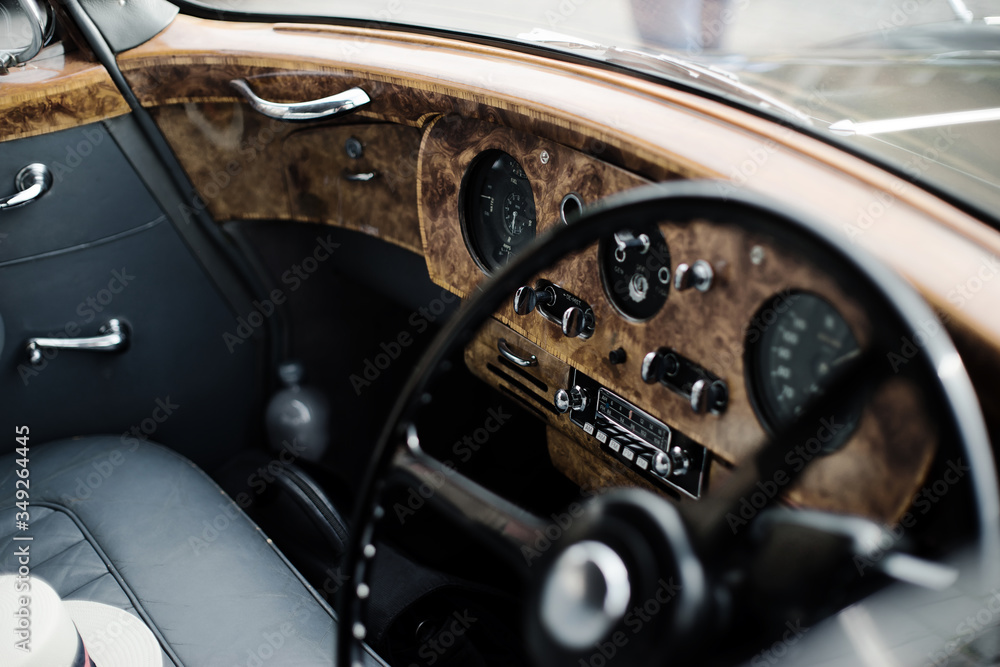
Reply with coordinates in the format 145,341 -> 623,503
180,0 -> 1000,220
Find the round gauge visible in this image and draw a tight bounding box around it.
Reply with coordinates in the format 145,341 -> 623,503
747,292 -> 861,452
599,227 -> 671,321
461,151 -> 537,274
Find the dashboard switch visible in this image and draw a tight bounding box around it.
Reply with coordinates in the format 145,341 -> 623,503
562,307 -> 586,338
554,386 -> 588,413
690,379 -> 708,413
652,451 -> 672,477
641,347 -> 676,384
613,230 -> 651,255
608,348 -> 627,365
708,380 -> 729,413
513,285 -> 556,315
668,446 -> 690,477
569,385 -> 589,412
674,259 -> 714,292
554,389 -> 570,413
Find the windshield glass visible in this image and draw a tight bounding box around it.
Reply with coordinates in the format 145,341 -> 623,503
181,0 -> 1000,219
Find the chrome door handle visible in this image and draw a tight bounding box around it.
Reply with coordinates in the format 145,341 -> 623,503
231,80 -> 371,122
498,338 -> 537,367
26,319 -> 129,366
0,164 -> 52,211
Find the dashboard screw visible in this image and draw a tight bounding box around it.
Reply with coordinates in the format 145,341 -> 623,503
750,245 -> 765,266
540,150 -> 550,165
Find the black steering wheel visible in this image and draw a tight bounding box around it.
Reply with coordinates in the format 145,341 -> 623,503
338,181 -> 1000,667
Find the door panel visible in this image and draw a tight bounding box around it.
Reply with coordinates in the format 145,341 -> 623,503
0,120 -> 263,468
0,124 -> 162,262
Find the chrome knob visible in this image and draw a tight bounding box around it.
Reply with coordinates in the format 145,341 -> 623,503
562,307 -> 586,338
674,259 -> 714,292
640,348 -> 679,384
569,386 -> 589,412
669,446 -> 690,477
539,541 -> 631,651
690,379 -> 708,413
652,451 -> 672,476
554,386 -> 588,413
513,285 -> 556,315
554,389 -> 571,414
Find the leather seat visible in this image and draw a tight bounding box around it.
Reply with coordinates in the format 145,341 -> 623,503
0,437 -> 385,666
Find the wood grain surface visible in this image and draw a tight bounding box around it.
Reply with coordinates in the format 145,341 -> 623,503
150,102 -> 422,250
284,123 -> 423,252
464,231 -> 936,523
1,45 -> 129,143
419,115 -> 652,293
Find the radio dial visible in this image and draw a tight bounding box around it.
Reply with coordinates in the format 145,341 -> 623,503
652,447 -> 690,478
554,386 -> 589,414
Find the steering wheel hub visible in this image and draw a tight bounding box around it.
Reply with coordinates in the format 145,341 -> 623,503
539,540 -> 632,650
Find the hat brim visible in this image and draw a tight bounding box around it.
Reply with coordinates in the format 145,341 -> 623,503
64,601 -> 162,667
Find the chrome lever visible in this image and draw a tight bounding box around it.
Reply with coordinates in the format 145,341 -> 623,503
26,319 -> 129,366
230,80 -> 371,122
0,164 -> 52,211
498,338 -> 537,367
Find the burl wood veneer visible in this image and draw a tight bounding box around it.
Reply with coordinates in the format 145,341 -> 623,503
463,215 -> 936,524
0,44 -> 129,143
419,115 -> 652,293
150,102 -> 423,252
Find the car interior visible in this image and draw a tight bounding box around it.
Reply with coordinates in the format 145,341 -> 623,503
4,1 -> 1000,666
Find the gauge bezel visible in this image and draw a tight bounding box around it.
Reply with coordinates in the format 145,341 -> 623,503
744,289 -> 862,451
598,224 -> 672,323
458,149 -> 536,276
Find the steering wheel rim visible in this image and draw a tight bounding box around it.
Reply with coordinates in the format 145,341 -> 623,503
338,180 -> 1000,666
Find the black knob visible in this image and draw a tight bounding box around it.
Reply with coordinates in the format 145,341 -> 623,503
513,285 -> 556,315
608,348 -> 627,365
562,307 -> 586,338
708,380 -> 729,414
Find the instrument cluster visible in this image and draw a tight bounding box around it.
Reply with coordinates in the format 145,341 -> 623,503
424,119 -> 930,521
458,151 -> 862,454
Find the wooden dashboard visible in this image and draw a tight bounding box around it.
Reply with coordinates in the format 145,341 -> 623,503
14,12 -> 995,522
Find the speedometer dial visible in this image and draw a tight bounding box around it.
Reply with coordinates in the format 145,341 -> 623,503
747,292 -> 860,451
461,150 -> 537,274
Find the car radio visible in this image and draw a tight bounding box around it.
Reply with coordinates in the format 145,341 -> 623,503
557,369 -> 708,499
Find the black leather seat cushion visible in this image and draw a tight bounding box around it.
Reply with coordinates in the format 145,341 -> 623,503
0,437 -> 384,666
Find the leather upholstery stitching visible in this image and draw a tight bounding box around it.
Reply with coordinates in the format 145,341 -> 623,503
35,501 -> 184,667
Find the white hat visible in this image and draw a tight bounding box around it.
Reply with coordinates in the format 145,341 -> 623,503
0,574 -> 162,667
